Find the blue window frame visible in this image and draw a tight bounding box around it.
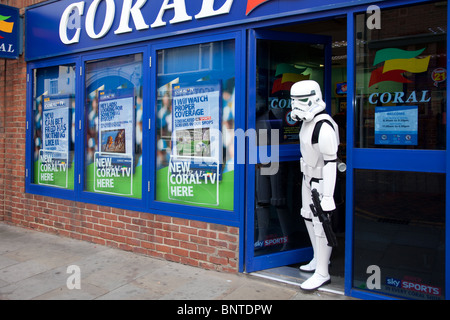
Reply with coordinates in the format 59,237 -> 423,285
25,32 -> 244,229
149,32 -> 245,226
26,56 -> 80,201
79,46 -> 148,209
344,0 -> 450,300
245,29 -> 333,273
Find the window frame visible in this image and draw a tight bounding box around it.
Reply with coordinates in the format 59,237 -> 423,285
79,45 -> 149,210
345,0 -> 450,300
148,31 -> 244,225
25,32 -> 244,227
26,56 -> 81,201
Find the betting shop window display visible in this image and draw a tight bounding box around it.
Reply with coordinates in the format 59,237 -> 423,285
352,2 -> 447,300
155,40 -> 235,210
32,64 -> 76,189
84,53 -> 143,198
355,2 -> 447,149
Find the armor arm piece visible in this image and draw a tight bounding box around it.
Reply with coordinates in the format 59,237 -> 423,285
321,160 -> 337,211
318,123 -> 338,212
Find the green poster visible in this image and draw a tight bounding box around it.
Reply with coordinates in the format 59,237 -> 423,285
93,153 -> 134,196
89,89 -> 139,197
167,157 -> 219,206
37,95 -> 72,189
157,166 -> 234,211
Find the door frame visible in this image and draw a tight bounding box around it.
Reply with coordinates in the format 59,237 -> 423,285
344,3 -> 450,300
245,29 -> 332,272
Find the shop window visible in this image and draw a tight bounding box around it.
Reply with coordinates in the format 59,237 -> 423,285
355,2 -> 447,149
155,40 -> 235,210
84,54 -> 143,198
353,169 -> 445,300
32,64 -> 76,189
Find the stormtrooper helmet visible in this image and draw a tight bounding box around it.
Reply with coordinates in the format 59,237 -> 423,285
290,80 -> 326,122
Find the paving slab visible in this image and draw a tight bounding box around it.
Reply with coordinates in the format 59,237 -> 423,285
0,223 -> 355,301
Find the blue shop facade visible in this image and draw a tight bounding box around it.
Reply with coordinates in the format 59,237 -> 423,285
24,0 -> 450,300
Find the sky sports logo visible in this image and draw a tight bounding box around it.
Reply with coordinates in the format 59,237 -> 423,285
386,277 -> 441,296
369,48 -> 431,87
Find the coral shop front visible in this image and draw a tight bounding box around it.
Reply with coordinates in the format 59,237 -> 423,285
17,0 -> 450,300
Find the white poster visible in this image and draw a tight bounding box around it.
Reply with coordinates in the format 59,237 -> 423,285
375,105 -> 418,145
39,95 -> 70,187
98,89 -> 134,155
172,81 -> 222,162
169,81 -> 222,205
42,96 -> 70,152
94,89 -> 135,195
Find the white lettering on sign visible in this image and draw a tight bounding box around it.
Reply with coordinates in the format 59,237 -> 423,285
59,0 -> 235,44
368,90 -> 431,104
0,43 -> 15,53
59,1 -> 85,44
195,0 -> 234,19
151,0 -> 192,28
85,0 -> 115,39
115,0 -> 149,34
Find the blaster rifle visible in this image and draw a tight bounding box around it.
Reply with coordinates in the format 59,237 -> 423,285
309,188 -> 338,247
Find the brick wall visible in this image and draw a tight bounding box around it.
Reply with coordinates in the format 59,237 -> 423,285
0,0 -> 239,273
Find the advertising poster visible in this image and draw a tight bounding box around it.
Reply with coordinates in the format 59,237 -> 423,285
168,157 -> 220,206
38,96 -> 70,188
94,89 -> 135,195
93,153 -> 134,195
169,81 -> 222,205
172,81 -> 222,161
375,105 -> 418,145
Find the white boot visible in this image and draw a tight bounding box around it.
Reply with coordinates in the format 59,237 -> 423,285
300,236 -> 332,291
299,220 -> 316,273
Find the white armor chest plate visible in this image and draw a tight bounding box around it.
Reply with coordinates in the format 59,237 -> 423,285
300,120 -> 322,169
299,114 -> 339,172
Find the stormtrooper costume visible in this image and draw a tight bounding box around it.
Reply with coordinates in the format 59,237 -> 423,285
290,80 -> 340,291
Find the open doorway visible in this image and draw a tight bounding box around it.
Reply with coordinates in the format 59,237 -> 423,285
249,16 -> 348,292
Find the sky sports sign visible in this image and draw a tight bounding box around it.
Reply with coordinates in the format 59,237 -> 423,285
0,4 -> 20,59
25,0 -> 379,61
385,276 -> 442,300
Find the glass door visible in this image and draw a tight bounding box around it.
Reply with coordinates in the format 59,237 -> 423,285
246,30 -> 332,272
349,2 -> 447,300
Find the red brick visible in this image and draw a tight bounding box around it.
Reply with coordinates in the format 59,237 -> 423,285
0,0 -> 239,276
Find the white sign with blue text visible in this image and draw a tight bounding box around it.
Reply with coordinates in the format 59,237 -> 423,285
375,105 -> 418,145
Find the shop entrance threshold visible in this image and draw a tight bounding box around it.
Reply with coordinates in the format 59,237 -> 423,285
250,266 -> 345,296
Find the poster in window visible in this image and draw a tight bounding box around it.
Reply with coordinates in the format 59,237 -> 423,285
94,89 -> 135,196
38,95 -> 70,188
375,105 -> 418,145
168,81 -> 222,205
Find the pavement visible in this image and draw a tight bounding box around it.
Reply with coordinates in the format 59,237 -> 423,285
0,223 -> 354,300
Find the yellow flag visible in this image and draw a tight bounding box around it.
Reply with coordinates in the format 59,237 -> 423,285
281,73 -> 309,83
0,20 -> 14,33
383,56 -> 430,73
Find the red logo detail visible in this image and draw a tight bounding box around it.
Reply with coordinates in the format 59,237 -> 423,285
246,0 -> 271,15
